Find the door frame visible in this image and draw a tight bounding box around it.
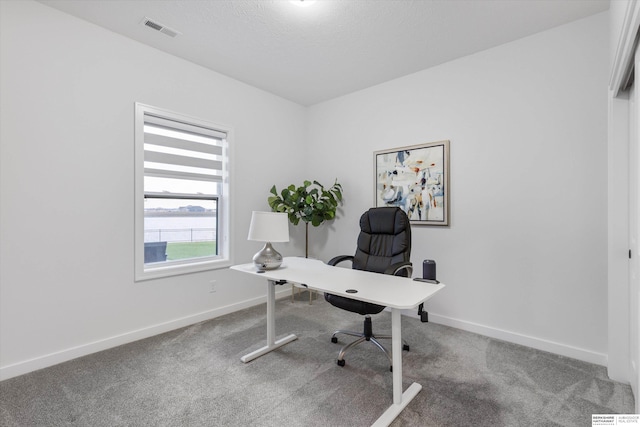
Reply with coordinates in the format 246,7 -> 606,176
608,0 -> 640,412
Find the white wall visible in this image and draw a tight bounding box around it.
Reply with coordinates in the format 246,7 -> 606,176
0,1 -> 616,380
307,12 -> 610,364
0,0 -> 306,379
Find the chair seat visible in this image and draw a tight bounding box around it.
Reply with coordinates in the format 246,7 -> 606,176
324,293 -> 385,315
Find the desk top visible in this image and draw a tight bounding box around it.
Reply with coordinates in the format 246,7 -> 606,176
231,257 -> 445,310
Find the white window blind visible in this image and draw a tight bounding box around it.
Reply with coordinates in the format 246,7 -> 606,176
143,113 -> 225,183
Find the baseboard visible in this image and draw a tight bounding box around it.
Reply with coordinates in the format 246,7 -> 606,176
631,360 -> 639,414
0,288 -> 291,381
400,309 -> 608,367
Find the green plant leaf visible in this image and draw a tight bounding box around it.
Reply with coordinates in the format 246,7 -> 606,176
267,196 -> 278,209
267,180 -> 343,231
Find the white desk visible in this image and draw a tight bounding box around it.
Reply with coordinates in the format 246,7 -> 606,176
230,257 -> 445,427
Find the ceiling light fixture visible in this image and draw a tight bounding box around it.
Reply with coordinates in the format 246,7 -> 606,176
289,0 -> 317,7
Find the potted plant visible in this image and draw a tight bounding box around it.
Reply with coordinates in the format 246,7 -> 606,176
268,179 -> 343,258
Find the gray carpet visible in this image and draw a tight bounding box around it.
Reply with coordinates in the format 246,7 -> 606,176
0,293 -> 635,426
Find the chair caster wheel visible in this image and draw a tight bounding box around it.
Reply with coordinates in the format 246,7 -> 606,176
331,337 -> 338,344
337,359 -> 345,367
390,366 -> 393,372
403,344 -> 410,351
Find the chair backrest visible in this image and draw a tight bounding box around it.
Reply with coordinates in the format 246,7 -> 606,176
352,207 -> 411,276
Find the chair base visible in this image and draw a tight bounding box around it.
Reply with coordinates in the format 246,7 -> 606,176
330,316 -> 409,370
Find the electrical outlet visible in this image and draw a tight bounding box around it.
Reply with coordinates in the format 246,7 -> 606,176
209,280 -> 217,293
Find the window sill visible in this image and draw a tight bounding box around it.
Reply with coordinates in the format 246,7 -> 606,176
135,257 -> 232,282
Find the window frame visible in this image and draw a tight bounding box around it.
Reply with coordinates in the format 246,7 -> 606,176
134,103 -> 232,281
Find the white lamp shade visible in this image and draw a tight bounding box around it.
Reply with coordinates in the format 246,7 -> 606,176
247,211 -> 290,242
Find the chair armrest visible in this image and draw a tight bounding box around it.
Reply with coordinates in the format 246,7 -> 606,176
385,261 -> 413,277
328,255 -> 354,266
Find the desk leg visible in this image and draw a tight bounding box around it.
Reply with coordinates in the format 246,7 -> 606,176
240,279 -> 298,363
372,309 -> 422,427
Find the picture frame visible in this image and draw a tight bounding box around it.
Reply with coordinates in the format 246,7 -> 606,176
374,140 -> 450,226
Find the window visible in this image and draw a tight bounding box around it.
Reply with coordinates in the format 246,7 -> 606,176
135,103 -> 231,281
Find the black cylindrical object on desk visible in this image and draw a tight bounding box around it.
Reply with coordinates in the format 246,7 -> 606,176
423,260 -> 436,281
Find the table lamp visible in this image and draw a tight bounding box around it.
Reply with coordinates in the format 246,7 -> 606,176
248,211 -> 289,270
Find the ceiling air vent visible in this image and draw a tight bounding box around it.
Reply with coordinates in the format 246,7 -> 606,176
141,17 -> 181,38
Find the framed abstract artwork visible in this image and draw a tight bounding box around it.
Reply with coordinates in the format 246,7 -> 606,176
374,140 -> 450,225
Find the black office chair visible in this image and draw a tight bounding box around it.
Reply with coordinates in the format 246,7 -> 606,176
325,207 -> 412,371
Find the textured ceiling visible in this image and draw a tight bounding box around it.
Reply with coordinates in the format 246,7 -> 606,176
39,0 -> 609,106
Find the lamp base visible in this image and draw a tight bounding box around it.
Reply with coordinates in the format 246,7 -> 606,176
252,242 -> 283,270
